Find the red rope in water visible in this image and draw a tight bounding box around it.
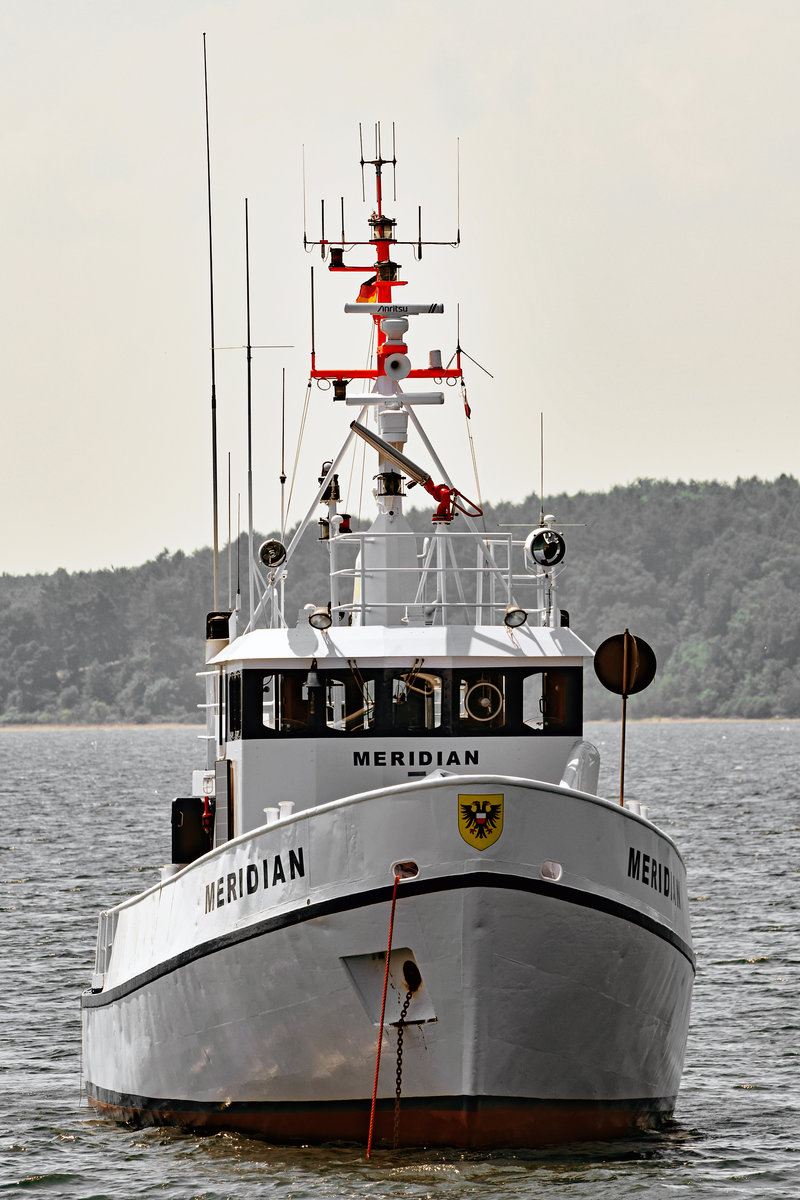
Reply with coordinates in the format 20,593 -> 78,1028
366,872 -> 400,1157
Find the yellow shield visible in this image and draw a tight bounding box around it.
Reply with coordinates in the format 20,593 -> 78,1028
458,793 -> 504,850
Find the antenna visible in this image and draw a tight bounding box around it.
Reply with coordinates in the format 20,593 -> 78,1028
227,451 -> 232,608
203,34 -> 220,610
456,137 -> 461,245
358,123 -> 366,201
320,198 -> 325,259
302,144 -> 308,248
340,197 -> 345,244
457,303 -> 461,373
310,266 -> 316,366
236,493 -> 242,609
280,367 -> 287,541
245,199 -> 256,624
391,121 -> 397,201
539,412 -> 544,523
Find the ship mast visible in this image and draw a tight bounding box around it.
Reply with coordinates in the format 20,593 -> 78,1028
309,122 -> 463,395
246,127 -> 495,632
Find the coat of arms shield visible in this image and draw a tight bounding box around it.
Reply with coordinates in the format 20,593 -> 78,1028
458,793 -> 504,850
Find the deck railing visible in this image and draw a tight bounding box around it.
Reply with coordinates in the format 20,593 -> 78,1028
323,528 -> 558,627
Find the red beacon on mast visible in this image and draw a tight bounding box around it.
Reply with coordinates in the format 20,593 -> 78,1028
307,124 -> 479,525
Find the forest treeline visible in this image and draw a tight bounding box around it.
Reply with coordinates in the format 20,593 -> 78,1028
1,475 -> 797,724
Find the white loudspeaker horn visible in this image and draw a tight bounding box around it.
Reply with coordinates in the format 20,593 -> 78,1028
384,352 -> 411,380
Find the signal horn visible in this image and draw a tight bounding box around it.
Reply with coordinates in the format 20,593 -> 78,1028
383,352 -> 411,380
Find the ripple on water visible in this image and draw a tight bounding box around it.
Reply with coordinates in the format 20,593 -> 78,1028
2,723 -> 798,1199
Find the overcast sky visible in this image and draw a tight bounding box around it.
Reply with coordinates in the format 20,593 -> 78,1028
3,0 -> 798,576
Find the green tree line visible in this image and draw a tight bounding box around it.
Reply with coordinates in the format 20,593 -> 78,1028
1,475 -> 796,724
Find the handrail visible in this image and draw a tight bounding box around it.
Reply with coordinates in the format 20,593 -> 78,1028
321,526 -> 552,625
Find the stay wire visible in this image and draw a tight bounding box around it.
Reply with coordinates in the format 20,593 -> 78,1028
344,434 -> 359,512
356,321 -> 376,522
463,382 -> 486,534
357,438 -> 367,524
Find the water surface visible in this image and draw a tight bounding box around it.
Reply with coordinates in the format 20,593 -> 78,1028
1,722 -> 797,1197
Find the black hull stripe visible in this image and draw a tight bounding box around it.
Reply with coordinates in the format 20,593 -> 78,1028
82,873 -> 694,1009
86,1083 -> 676,1116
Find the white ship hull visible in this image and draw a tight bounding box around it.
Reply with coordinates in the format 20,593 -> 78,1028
83,775 -> 693,1146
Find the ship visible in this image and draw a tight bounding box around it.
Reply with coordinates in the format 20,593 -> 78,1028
81,129 -> 694,1149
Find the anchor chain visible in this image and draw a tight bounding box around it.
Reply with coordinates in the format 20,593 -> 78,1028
393,989 -> 413,1149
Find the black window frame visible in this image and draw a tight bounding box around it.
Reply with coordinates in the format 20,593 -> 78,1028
231,665 -> 582,739
227,671 -> 242,740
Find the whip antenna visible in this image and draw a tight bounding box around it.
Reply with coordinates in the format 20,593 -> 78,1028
540,412 -> 545,523
310,266 -> 316,367
391,121 -> 397,201
236,493 -> 242,611
359,123 -> 366,201
227,451 -> 232,608
203,33 -> 220,610
280,367 -> 287,542
302,144 -> 308,248
456,137 -> 461,245
245,198 -> 256,624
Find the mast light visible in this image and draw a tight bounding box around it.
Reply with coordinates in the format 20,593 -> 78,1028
308,605 -> 332,630
369,214 -> 396,241
504,605 -> 528,628
258,539 -> 287,568
525,527 -> 566,567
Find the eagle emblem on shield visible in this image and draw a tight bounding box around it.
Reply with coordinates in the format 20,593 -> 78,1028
458,793 -> 504,850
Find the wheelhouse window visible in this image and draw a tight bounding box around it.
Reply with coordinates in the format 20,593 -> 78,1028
227,671 -> 242,740
457,671 -> 506,731
522,669 -> 581,733
235,665 -> 581,738
325,674 -> 376,732
391,668 -> 442,733
261,673 -> 311,732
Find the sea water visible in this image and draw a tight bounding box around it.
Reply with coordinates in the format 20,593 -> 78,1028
1,722 -> 797,1198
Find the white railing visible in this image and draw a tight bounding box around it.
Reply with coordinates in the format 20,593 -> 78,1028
325,529 -> 556,626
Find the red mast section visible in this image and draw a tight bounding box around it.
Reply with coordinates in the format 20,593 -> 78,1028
308,136 -> 462,386
306,130 -> 480,524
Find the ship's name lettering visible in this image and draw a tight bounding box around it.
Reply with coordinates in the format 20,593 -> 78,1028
627,847 -> 681,910
353,749 -> 479,767
204,847 -> 305,915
